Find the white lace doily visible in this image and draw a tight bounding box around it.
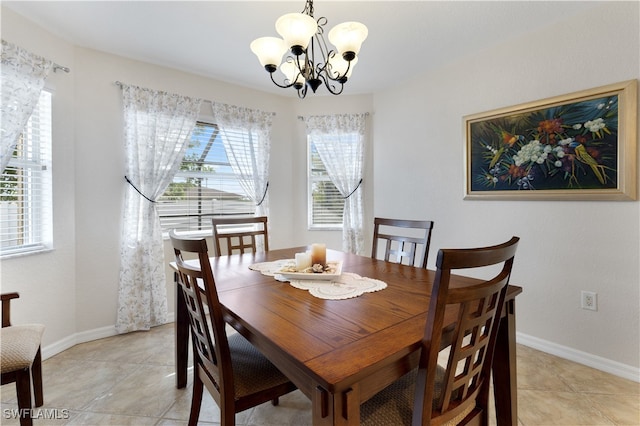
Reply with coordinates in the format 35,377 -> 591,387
249,259 -> 295,276
286,272 -> 387,300
249,260 -> 387,300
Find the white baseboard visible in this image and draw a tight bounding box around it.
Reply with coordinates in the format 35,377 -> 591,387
516,332 -> 640,383
42,312 -> 176,360
42,320 -> 638,383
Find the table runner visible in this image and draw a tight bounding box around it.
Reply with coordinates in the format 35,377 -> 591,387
249,259 -> 387,300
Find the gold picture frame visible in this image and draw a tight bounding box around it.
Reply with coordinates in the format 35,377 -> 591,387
464,80 -> 637,200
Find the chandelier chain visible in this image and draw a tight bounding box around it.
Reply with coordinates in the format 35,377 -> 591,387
303,0 -> 314,17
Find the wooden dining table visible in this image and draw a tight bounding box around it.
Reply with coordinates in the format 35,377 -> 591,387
173,246 -> 522,426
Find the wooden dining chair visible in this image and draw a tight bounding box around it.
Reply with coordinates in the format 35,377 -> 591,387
360,236 -> 520,426
1,292 -> 45,426
211,216 -> 269,257
371,217 -> 434,268
169,231 -> 296,426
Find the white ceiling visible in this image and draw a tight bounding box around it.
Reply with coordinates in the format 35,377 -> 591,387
4,1 -> 603,97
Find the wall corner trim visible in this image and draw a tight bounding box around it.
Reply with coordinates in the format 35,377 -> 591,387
42,313 -> 176,360
517,332 -> 639,383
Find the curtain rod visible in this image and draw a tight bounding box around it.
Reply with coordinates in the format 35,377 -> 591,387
53,63 -> 70,73
114,81 -> 213,104
297,112 -> 370,120
113,81 -> 266,111
114,81 -> 212,105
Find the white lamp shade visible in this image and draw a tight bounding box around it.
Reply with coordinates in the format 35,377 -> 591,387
250,37 -> 287,68
328,21 -> 368,56
276,13 -> 318,50
328,55 -> 358,79
280,61 -> 305,85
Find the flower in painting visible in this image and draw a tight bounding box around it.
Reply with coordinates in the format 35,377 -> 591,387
513,140 -> 544,166
585,118 -> 606,132
517,175 -> 535,190
507,164 -> 527,179
537,119 -> 563,135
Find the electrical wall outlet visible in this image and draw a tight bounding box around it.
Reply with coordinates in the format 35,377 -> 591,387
581,291 -> 597,311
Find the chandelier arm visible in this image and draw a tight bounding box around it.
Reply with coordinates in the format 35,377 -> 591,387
320,73 -> 345,95
313,20 -> 331,70
297,83 -> 308,99
322,52 -> 351,83
294,54 -> 309,81
305,34 -> 318,81
269,71 -> 299,89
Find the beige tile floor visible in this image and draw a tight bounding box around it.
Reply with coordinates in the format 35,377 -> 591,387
1,323 -> 638,425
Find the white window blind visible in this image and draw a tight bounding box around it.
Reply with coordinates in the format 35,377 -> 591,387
158,121 -> 255,233
0,90 -> 53,257
308,138 -> 345,228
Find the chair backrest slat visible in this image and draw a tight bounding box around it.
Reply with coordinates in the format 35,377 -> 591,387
1,292 -> 19,328
372,217 -> 434,268
212,216 -> 269,257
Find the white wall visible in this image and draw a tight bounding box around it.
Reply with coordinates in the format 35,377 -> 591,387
0,8 -> 78,350
372,2 -> 639,376
1,2 -> 638,380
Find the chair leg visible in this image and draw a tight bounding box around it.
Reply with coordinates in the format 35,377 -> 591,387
32,347 -> 43,407
15,369 -> 33,426
188,371 -> 204,426
271,397 -> 280,406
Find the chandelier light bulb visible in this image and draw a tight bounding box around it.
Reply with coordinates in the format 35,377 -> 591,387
250,37 -> 287,72
328,22 -> 368,61
275,13 -> 318,55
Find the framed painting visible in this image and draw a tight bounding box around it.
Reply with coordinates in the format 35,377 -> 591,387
464,80 -> 637,200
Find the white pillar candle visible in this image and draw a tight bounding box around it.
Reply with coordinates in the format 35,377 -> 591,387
295,252 -> 312,271
310,243 -> 326,267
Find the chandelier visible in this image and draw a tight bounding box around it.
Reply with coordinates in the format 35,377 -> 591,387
250,0 -> 368,98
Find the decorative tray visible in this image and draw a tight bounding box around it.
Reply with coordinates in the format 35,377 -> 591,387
275,260 -> 342,281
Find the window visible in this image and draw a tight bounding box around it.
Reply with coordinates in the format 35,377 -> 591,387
158,121 -> 255,233
308,137 -> 345,229
0,91 -> 53,257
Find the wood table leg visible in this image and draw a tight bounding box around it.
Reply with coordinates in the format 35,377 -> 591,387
175,272 -> 189,388
312,386 -> 330,426
311,385 -> 360,426
492,298 -> 518,426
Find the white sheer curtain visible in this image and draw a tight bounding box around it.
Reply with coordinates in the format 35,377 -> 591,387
210,102 -> 273,219
117,83 -> 201,334
1,40 -> 53,172
304,113 -> 367,254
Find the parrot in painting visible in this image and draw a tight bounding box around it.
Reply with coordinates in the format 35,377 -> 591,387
489,124 -> 525,147
570,142 -> 605,184
499,130 -> 524,147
